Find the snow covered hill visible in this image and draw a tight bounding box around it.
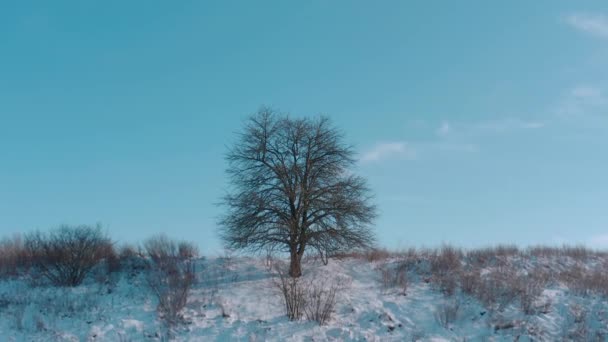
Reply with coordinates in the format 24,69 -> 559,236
1,247 -> 608,341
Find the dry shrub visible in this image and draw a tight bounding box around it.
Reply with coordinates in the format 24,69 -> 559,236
468,245 -> 519,265
494,244 -> 520,257
378,262 -> 407,295
303,279 -> 338,325
518,269 -> 548,315
559,263 -> 608,297
273,264 -> 340,324
459,269 -> 482,296
274,266 -> 306,321
558,264 -> 587,295
430,246 -> 462,296
365,248 -> 392,262
434,298 -> 461,329
568,303 -> 588,340
117,244 -> 147,276
0,235 -> 28,278
118,243 -> 142,260
475,265 -> 519,310
98,241 -> 121,275
527,246 -> 561,259
527,245 -> 597,262
144,235 -> 198,326
561,245 -> 591,261
24,224 -> 114,287
467,248 -> 495,268
583,269 -> 608,297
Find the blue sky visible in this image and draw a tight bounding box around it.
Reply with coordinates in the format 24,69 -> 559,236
1,1 -> 607,253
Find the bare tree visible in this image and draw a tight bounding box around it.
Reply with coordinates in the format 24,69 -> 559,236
219,108 -> 376,277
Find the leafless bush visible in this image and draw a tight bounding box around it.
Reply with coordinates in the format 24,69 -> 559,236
118,243 -> 143,260
0,234 -> 28,277
518,273 -> 545,315
466,248 -> 494,268
303,279 -> 338,325
430,246 -> 462,296
365,248 -> 392,262
9,303 -> 26,331
274,265 -> 306,320
273,263 -> 340,324
559,263 -> 608,297
467,245 -> 519,266
562,245 -> 592,261
562,303 -> 592,341
144,235 -> 198,326
558,264 -> 587,295
494,244 -> 520,257
378,262 -> 407,295
24,224 -> 114,286
527,246 -> 560,259
265,248 -> 275,272
517,267 -> 550,315
584,268 -> 608,297
474,265 -> 519,310
434,298 -> 460,329
117,244 -> 147,277
459,269 -> 481,296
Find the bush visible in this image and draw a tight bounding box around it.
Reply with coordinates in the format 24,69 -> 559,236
365,248 -> 392,262
273,264 -> 339,325
144,235 -> 198,326
430,246 -> 462,296
303,279 -> 338,325
459,269 -> 481,296
434,298 -> 460,329
116,244 -> 147,276
0,235 -> 28,278
378,262 -> 407,295
274,265 -> 306,321
24,224 -> 114,287
474,265 -> 519,310
519,267 -> 550,315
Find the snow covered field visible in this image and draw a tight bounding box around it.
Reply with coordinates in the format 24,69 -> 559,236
1,248 -> 608,341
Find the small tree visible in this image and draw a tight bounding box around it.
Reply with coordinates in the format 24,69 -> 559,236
220,108 -> 376,277
25,224 -> 113,287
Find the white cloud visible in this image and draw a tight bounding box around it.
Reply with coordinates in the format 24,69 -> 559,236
566,13 -> 608,39
360,141 -> 415,163
557,85 -> 607,117
435,142 -> 479,153
473,118 -> 546,131
572,85 -> 603,99
438,118 -> 545,135
520,121 -> 546,129
436,121 -> 451,137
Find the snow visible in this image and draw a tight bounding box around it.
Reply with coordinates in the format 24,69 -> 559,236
1,254 -> 607,340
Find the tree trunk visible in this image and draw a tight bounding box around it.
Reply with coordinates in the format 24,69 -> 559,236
288,249 -> 302,277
